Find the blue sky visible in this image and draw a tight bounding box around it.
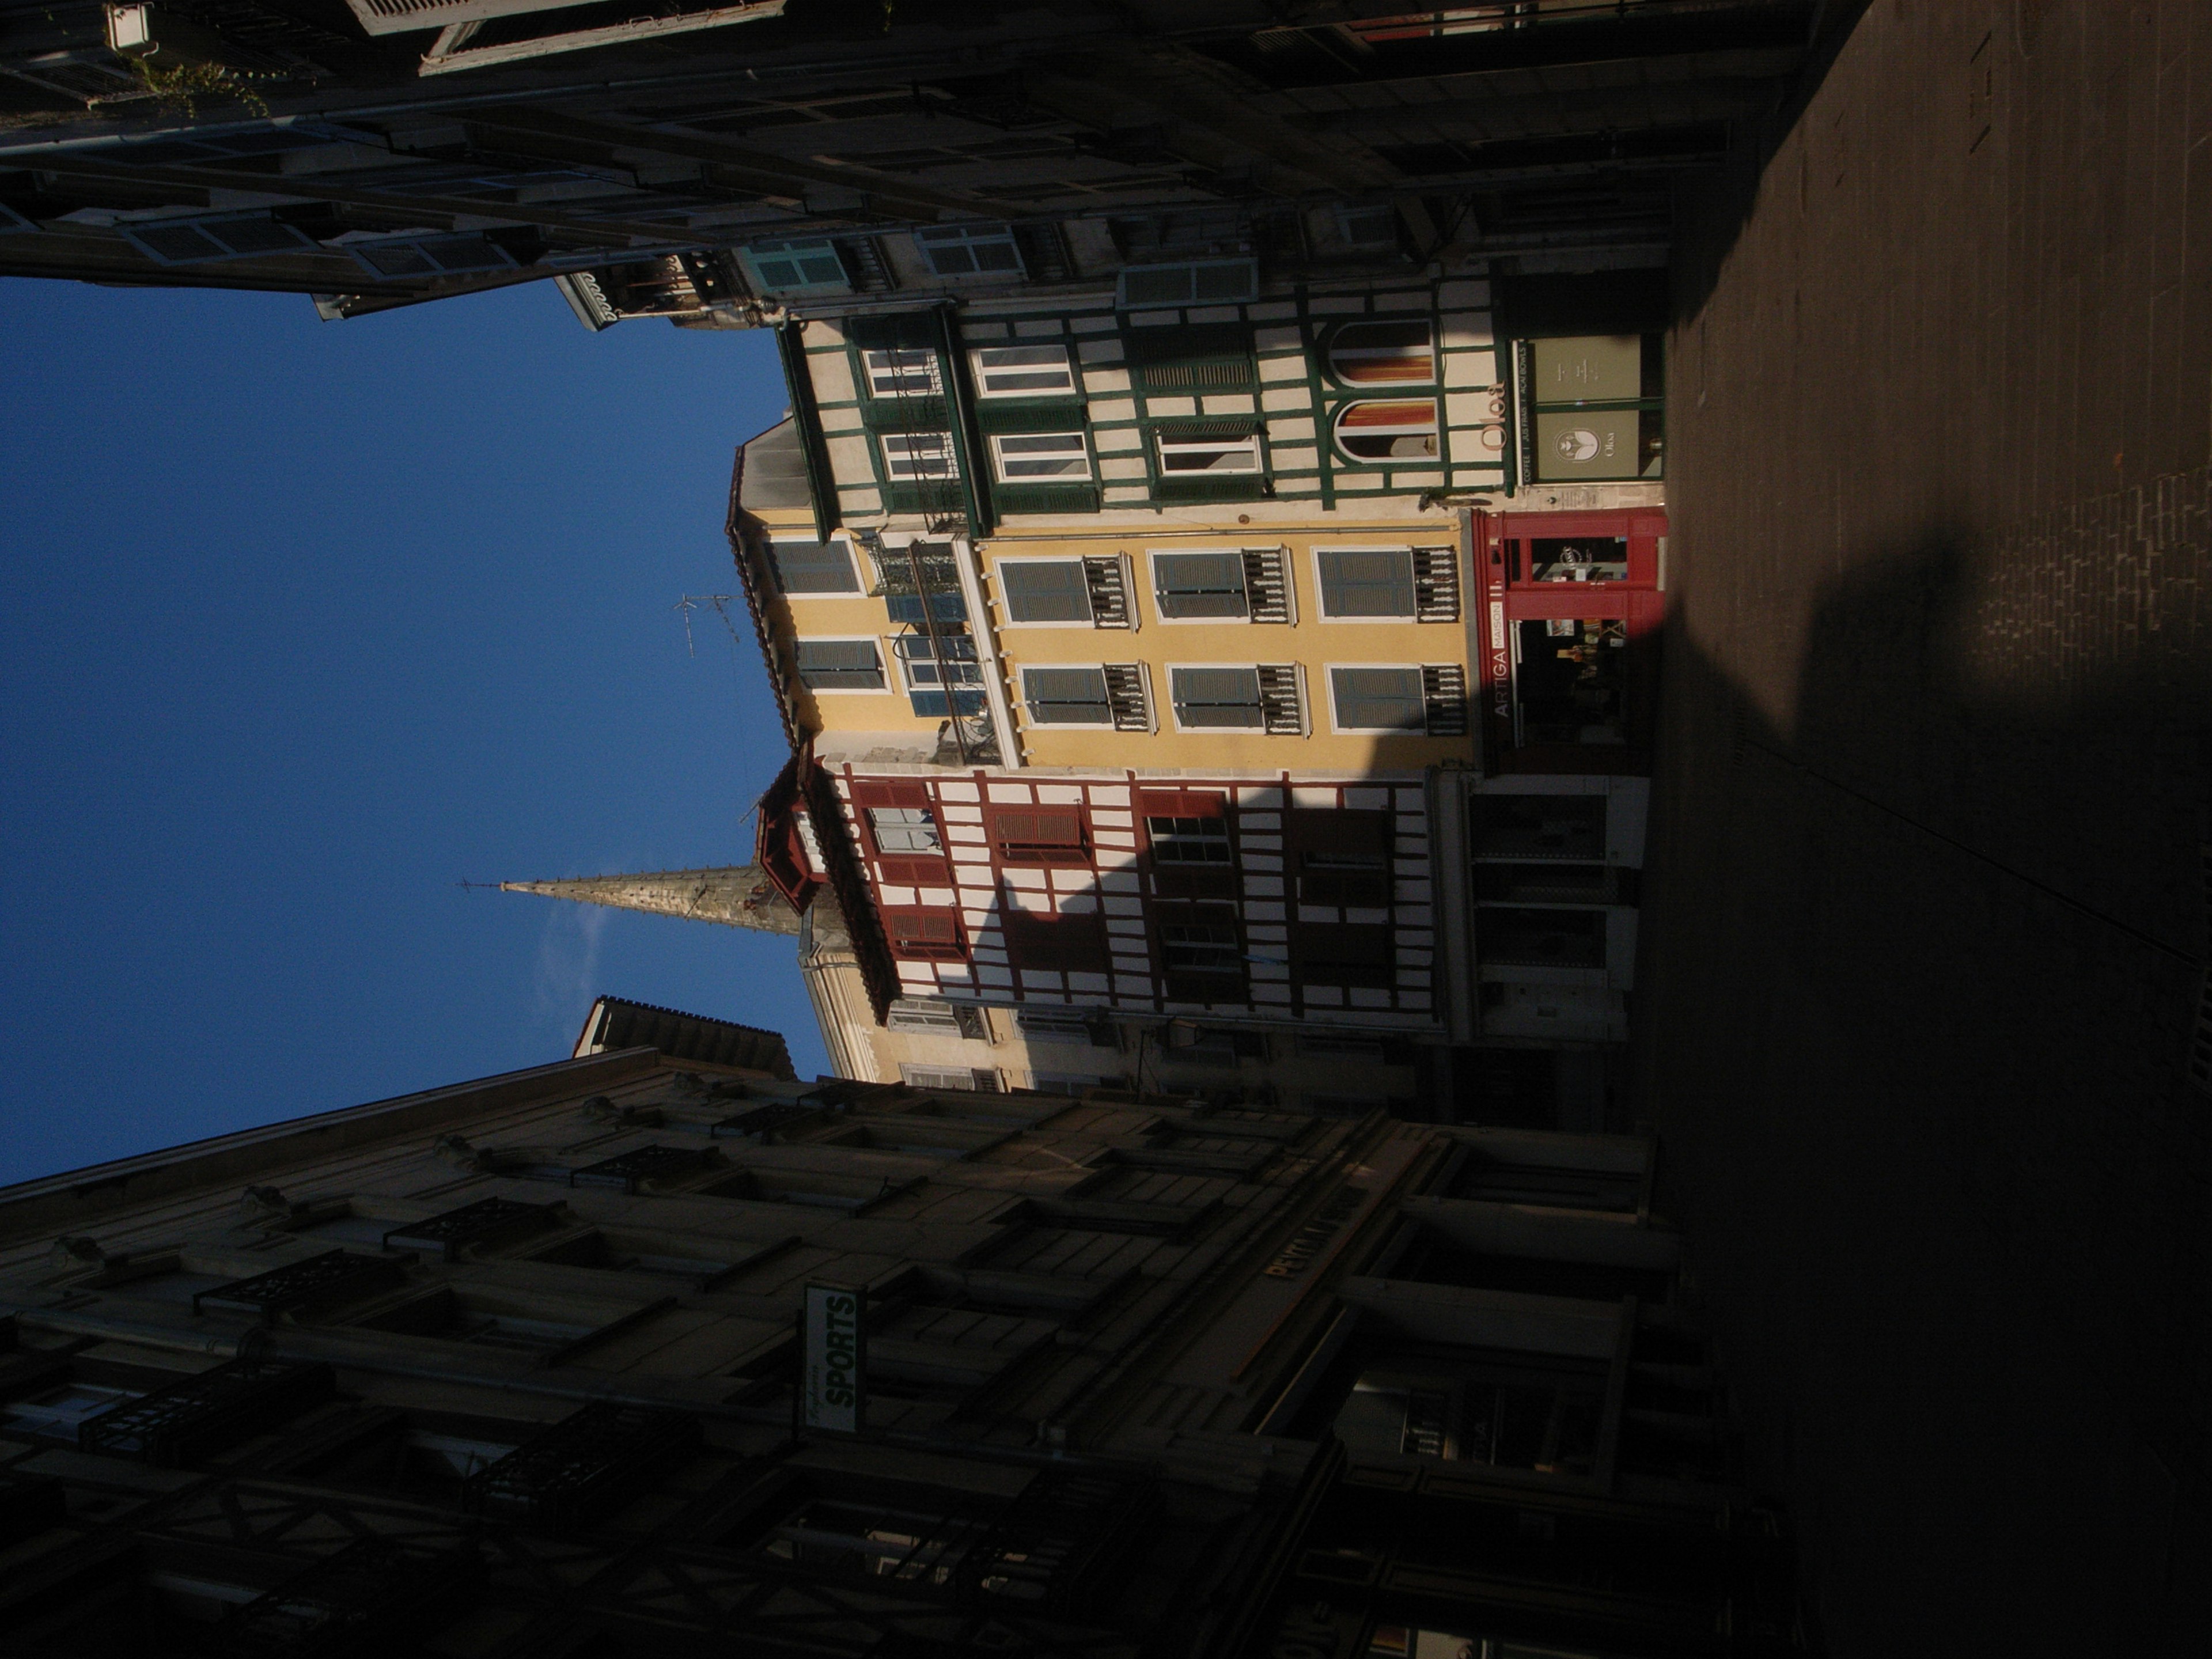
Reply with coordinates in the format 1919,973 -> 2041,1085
0,276 -> 825,1186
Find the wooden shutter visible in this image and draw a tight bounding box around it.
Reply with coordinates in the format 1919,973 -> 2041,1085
987,806 -> 1089,865
850,779 -> 933,810
884,908 -> 965,961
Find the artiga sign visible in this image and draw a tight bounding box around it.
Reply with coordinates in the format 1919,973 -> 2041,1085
801,1283 -> 866,1434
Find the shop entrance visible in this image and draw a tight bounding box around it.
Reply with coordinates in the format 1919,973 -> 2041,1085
1472,510 -> 1666,772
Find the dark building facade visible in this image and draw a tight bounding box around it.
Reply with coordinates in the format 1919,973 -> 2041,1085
0,1001 -> 1797,1657
0,2 -> 1820,320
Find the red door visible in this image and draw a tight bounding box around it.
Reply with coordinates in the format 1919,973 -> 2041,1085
1472,509 -> 1668,774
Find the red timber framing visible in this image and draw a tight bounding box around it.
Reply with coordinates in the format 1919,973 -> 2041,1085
1469,507 -> 1668,775
760,751 -> 901,1020
828,766 -> 1442,1027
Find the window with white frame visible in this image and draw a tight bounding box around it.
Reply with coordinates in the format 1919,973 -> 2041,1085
988,431 -> 1092,483
769,538 -> 860,594
997,560 -> 1093,623
880,431 -> 960,481
1150,551 -> 1248,619
741,238 -> 849,295
913,224 -> 1024,278
901,1064 -> 1001,1093
794,638 -> 885,691
892,634 -> 983,692
862,347 -> 942,398
1330,666 -> 1429,732
1021,666 -> 1113,726
1315,547 -> 1417,618
1327,320 -> 1434,386
1169,666 -> 1265,729
1146,815 -> 1232,865
969,343 -> 1075,397
868,806 -> 942,853
1332,399 -> 1440,462
1155,429 -> 1261,476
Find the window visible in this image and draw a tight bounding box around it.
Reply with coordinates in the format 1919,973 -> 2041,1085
887,998 -> 987,1039
1156,429 -> 1261,476
794,638 -> 884,692
997,560 -> 1092,623
1117,258 -> 1258,308
759,1494 -> 997,1585
1332,399 -> 1439,462
121,211 -> 320,266
989,432 -> 1092,482
1001,908 -> 1112,974
1315,547 -> 1416,618
1291,921 -> 1394,987
863,347 -> 942,398
1145,816 -> 1231,866
914,224 -> 1024,278
885,908 -> 966,961
1022,666 -> 1112,726
1477,907 -> 1608,970
1150,551 -> 1248,619
769,538 -> 859,594
1334,202 -> 1400,250
346,234 -> 515,279
969,343 -> 1075,397
1513,618 -> 1629,746
1327,320 -> 1434,386
1169,666 -> 1264,729
1158,907 -> 1246,1003
880,431 -> 960,481
1289,808 -> 1392,907
742,237 -> 850,295
3,1382 -> 135,1437
1124,323 -> 1256,392
1331,666 -> 1427,733
868,806 -> 942,853
986,806 -> 1088,864
901,1065 -> 1001,1093
892,635 -> 985,717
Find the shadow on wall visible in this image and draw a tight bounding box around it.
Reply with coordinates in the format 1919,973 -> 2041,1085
1630,518 -> 2212,1653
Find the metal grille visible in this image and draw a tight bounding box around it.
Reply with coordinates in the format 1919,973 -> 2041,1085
1081,555 -> 1131,627
569,1144 -> 713,1192
381,1198 -> 560,1262
194,1251 -> 406,1321
1422,663 -> 1469,736
1242,547 -> 1292,622
211,1536 -> 478,1658
465,1401 -> 701,1530
1103,664 -> 1151,732
1256,664 -> 1305,734
954,1466 -> 1155,1617
78,1359 -> 334,1467
1413,545 -> 1461,621
713,1103 -> 816,1139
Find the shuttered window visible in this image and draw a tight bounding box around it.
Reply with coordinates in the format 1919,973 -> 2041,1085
998,561 -> 1093,623
1022,667 -> 1113,726
1001,910 -> 1112,974
884,908 -> 965,961
1123,323 -> 1256,392
1330,666 -> 1428,732
1291,922 -> 1394,987
987,807 -> 1088,865
769,539 -> 859,594
1150,551 -> 1249,619
1315,548 -> 1416,618
1169,667 -> 1265,729
794,639 -> 884,691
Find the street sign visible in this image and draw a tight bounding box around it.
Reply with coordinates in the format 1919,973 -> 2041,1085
800,1282 -> 865,1434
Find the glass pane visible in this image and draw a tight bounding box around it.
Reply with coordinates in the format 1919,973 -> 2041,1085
1525,537 -> 1629,584
972,344 -> 1075,396
865,349 -> 941,397
1512,618 -> 1628,744
882,433 -> 959,480
999,561 -> 1092,622
992,433 -> 1090,480
1158,435 -> 1258,474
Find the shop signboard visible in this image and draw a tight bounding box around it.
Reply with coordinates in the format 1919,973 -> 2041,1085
800,1282 -> 866,1434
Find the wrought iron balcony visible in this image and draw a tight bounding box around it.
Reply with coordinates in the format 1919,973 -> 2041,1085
193,1251 -> 408,1323
953,1466 -> 1156,1618
78,1358 -> 334,1467
464,1400 -> 702,1530
567,1145 -> 716,1193
382,1198 -> 565,1262
711,1103 -> 817,1141
213,1536 -> 479,1658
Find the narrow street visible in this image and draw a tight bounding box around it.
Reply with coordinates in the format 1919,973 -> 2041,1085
1641,3 -> 2212,1649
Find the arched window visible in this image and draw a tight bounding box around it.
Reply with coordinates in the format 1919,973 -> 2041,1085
1327,320 -> 1434,386
1332,399 -> 1440,463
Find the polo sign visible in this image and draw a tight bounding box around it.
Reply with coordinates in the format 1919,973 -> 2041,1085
801,1282 -> 866,1434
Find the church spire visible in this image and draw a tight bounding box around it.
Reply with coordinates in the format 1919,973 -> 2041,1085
498,866 -> 800,935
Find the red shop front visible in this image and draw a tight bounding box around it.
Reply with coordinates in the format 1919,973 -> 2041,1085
1469,507 -> 1668,774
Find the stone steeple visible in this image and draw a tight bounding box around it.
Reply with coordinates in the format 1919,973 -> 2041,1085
499,866 -> 800,935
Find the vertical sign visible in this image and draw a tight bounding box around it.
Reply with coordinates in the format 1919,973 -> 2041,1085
800,1282 -> 865,1435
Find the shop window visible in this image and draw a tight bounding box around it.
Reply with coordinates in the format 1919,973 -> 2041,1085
1169,666 -> 1266,729
1332,399 -> 1439,463
1150,551 -> 1249,619
741,237 -> 850,296
998,559 -> 1093,623
880,431 -> 961,482
862,347 -> 942,398
1526,536 -> 1630,584
1477,907 -> 1607,970
989,431 -> 1092,482
986,806 -> 1089,865
1327,320 -> 1433,386
794,638 -> 884,692
893,635 -> 985,717
1512,618 -> 1629,745
1021,666 -> 1113,726
768,537 -> 859,594
1329,666 -> 1427,733
914,224 -> 1025,278
885,908 -> 966,961
867,805 -> 942,854
970,343 -> 1075,397
1291,922 -> 1394,988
